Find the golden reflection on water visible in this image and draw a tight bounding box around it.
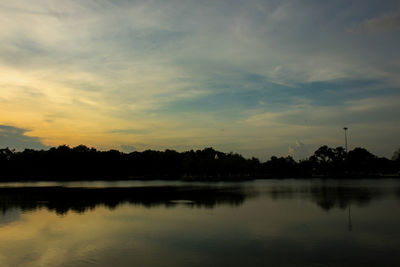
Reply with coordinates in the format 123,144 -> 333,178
0,180 -> 399,267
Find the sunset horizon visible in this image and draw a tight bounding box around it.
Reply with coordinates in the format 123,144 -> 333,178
1,0 -> 399,160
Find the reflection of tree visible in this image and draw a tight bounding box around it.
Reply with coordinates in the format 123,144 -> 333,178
310,186 -> 380,211
265,186 -> 383,211
0,186 -> 253,215
0,184 -> 397,215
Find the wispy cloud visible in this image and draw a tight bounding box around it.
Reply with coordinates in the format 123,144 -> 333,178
349,12 -> 400,33
0,0 -> 399,158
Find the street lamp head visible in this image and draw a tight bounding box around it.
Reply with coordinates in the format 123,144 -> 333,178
343,127 -> 348,130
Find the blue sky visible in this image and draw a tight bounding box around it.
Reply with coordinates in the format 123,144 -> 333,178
0,0 -> 399,159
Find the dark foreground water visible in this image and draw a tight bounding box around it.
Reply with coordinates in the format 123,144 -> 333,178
0,179 -> 399,267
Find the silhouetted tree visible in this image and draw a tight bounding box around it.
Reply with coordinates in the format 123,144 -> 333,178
0,147 -> 14,160
312,145 -> 335,163
346,147 -> 376,174
0,144 -> 398,181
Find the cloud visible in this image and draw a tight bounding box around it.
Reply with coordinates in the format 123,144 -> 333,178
0,0 -> 399,159
365,13 -> 400,32
120,145 -> 137,153
241,91 -> 400,157
288,141 -> 310,160
349,12 -> 400,33
108,128 -> 151,135
0,125 -> 48,150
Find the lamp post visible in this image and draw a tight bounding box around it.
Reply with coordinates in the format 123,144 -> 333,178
348,204 -> 352,232
343,127 -> 348,153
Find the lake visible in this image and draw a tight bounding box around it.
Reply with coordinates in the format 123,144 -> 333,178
0,179 -> 399,267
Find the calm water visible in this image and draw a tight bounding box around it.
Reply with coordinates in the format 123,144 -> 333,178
0,179 -> 399,267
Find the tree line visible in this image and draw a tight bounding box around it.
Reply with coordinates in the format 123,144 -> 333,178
0,145 -> 399,181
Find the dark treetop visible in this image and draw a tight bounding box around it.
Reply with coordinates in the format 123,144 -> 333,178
0,145 -> 399,181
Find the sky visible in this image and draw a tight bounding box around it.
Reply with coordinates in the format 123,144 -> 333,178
1,0 -> 400,160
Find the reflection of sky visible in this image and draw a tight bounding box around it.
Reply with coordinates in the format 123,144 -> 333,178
0,209 -> 21,226
1,0 -> 400,159
0,194 -> 399,266
0,181 -> 399,266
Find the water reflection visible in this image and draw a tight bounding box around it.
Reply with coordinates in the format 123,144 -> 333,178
0,180 -> 399,267
310,186 -> 382,211
0,181 -> 398,215
0,186 -> 252,215
267,185 -> 383,211
0,208 -> 20,226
